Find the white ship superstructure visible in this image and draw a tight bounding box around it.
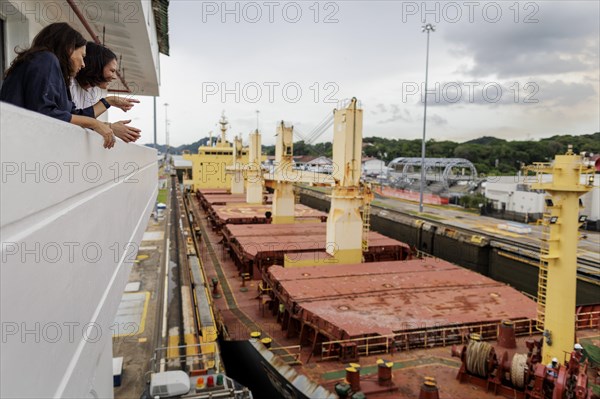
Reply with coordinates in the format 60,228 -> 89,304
0,1 -> 166,397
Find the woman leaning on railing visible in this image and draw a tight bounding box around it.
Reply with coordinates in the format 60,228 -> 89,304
0,22 -> 115,149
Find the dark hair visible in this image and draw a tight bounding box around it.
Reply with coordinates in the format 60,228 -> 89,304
75,42 -> 117,88
5,22 -> 86,89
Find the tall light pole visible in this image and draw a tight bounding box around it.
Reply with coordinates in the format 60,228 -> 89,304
419,23 -> 435,213
164,102 -> 169,155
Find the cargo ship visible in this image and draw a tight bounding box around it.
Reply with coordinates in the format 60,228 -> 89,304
177,100 -> 600,398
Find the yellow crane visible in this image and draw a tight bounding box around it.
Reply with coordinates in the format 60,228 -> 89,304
526,145 -> 594,364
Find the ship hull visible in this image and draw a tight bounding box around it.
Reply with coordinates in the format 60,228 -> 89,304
220,339 -> 310,399
1,104 -> 158,398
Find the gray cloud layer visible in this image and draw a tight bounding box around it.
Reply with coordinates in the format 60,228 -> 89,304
444,2 -> 599,78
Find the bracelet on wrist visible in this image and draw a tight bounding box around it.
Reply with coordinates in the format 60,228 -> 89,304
100,98 -> 111,109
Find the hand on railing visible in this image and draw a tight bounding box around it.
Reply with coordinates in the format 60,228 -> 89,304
93,120 -> 115,149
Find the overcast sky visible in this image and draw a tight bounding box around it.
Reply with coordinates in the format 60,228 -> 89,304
109,0 -> 600,147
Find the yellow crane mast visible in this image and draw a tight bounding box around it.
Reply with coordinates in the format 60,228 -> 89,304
527,145 -> 594,364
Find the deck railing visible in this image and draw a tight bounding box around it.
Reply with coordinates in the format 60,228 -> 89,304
271,345 -> 303,366
320,311 -> 600,361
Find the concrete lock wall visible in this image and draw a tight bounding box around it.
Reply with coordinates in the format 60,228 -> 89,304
0,104 -> 158,398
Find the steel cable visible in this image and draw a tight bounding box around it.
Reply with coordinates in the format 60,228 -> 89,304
466,340 -> 493,377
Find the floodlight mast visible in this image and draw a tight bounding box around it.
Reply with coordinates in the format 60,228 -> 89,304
419,23 -> 435,213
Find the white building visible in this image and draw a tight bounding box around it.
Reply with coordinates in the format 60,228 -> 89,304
484,174 -> 600,229
295,156 -> 333,173
484,176 -> 546,214
172,154 -> 193,188
1,1 -> 166,397
362,157 -> 386,177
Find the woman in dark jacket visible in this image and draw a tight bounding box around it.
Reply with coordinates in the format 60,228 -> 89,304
1,22 -> 115,149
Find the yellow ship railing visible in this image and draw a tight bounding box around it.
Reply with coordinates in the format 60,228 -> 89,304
319,310 -> 600,361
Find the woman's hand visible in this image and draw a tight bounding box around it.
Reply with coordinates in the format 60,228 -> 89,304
93,120 -> 115,149
106,96 -> 140,112
112,120 -> 142,143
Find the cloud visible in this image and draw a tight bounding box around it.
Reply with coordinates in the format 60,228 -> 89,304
375,103 -> 388,114
444,2 -> 600,78
430,114 -> 447,125
377,104 -> 412,124
535,80 -> 598,107
419,79 -> 597,108
135,2 -> 598,147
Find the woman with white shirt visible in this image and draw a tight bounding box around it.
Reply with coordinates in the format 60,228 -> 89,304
71,42 -> 142,143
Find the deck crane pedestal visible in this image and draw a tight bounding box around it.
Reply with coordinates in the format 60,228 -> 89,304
451,146 -> 595,399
